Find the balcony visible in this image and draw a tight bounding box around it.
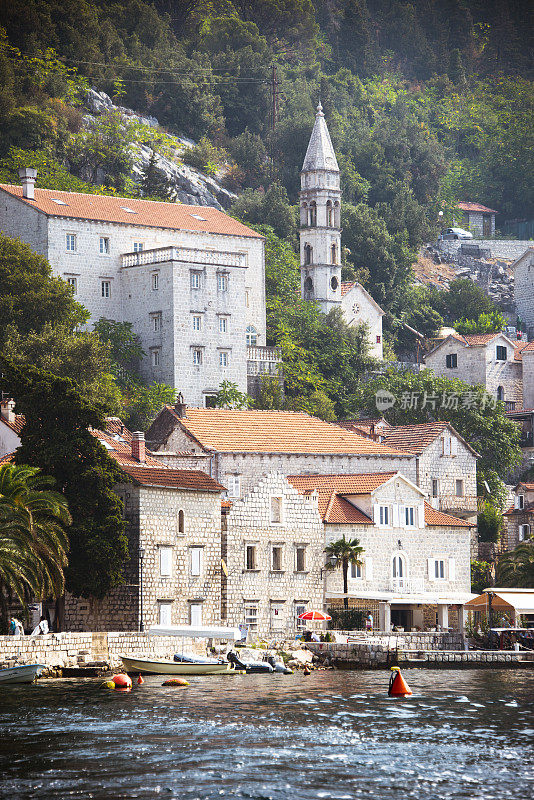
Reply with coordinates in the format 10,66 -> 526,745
380,578 -> 426,594
246,346 -> 283,377
438,495 -> 479,514
505,401 -> 517,412
121,246 -> 247,269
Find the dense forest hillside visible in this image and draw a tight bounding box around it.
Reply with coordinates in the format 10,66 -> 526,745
0,0 -> 532,415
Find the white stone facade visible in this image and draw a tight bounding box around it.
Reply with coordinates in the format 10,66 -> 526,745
0,186 -> 265,407
416,433 -> 478,517
340,283 -> 384,359
522,349 -> 534,410
224,474 -> 325,637
512,248 -> 534,339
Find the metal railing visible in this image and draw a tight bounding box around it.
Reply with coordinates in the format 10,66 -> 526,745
387,577 -> 425,594
121,246 -> 247,268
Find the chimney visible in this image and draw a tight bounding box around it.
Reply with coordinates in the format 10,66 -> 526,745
19,168 -> 37,200
174,392 -> 187,419
131,431 -> 146,463
1,399 -> 16,425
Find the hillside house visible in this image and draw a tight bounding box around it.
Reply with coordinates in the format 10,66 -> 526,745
455,201 -> 497,237
503,482 -> 534,551
287,472 -> 474,633
511,248 -> 534,339
0,400 -> 24,459
146,406 -> 417,499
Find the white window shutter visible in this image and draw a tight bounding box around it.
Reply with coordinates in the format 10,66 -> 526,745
418,503 -> 426,528
160,547 -> 172,577
191,547 -> 202,576
448,558 -> 456,581
392,504 -> 399,527
451,437 -> 458,456
427,558 -> 435,580
364,557 -> 373,581
514,496 -> 519,509
373,504 -> 379,525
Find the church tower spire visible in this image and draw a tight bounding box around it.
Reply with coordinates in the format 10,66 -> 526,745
299,102 -> 342,313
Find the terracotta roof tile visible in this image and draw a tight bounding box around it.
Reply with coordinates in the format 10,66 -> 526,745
461,332 -> 502,346
120,464 -> 224,492
169,408 -> 410,456
0,452 -> 15,464
382,422 -> 450,455
0,184 -> 262,239
423,502 -> 472,527
341,281 -> 356,297
514,341 -> 533,360
287,472 -> 397,494
104,417 -> 133,442
0,413 -> 25,435
458,201 -> 497,213
323,494 -> 372,523
92,429 -> 162,466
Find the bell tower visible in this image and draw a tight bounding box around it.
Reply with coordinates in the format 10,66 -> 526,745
299,102 -> 342,313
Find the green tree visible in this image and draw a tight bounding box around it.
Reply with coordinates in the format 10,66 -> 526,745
454,311 -> 507,335
429,279 -> 497,326
1,359 -> 129,599
477,501 -> 504,543
324,535 -> 365,609
215,381 -> 251,410
0,463 -> 70,632
67,111 -> 133,189
92,318 -> 145,385
140,150 -> 175,200
231,183 -> 297,241
496,542 -> 534,588
471,560 -> 493,594
123,382 -> 177,431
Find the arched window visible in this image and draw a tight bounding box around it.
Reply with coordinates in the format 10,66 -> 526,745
300,203 -> 308,226
304,244 -> 313,265
497,386 -> 505,402
304,276 -> 313,292
178,510 -> 185,534
308,202 -> 317,227
326,201 -> 333,227
331,243 -> 337,264
392,554 -> 407,588
246,325 -> 258,347
330,276 -> 338,291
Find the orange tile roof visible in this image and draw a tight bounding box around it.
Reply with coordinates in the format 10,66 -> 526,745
381,422 -> 447,455
461,332 -> 502,346
458,201 -> 497,213
514,341 -> 533,360
0,184 -> 263,239
104,417 -> 133,442
287,472 -> 397,494
323,493 -> 372,523
0,413 -> 25,435
0,452 -> 15,464
341,281 -> 356,297
168,408 -> 410,456
121,464 -> 224,491
423,502 -> 472,527
92,429 -> 163,467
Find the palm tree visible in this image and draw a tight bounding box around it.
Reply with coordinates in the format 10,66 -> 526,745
0,463 -> 71,631
324,535 -> 365,609
496,542 -> 534,588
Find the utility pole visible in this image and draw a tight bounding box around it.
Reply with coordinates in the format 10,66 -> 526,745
271,62 -> 278,130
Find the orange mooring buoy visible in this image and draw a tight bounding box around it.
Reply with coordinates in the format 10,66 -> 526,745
137,674 -> 144,685
111,673 -> 132,691
303,665 -> 311,676
388,666 -> 413,697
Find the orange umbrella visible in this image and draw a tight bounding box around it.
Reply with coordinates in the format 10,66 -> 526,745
297,610 -> 332,621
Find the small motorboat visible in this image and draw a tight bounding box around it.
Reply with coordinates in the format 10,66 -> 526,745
120,654 -> 232,675
227,651 -> 274,674
0,664 -> 46,685
173,653 -> 223,665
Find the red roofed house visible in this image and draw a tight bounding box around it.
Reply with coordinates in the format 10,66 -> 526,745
0,170 -> 270,407
456,201 -> 497,237
503,482 -> 534,551
287,472 -> 474,633
0,400 -> 24,459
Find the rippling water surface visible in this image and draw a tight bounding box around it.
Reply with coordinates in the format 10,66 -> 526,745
0,669 -> 533,799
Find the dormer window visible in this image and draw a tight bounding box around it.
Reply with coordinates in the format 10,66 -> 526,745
518,494 -> 525,510
496,345 -> 507,361
446,353 -> 458,369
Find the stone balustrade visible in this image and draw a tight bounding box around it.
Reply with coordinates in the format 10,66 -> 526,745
121,246 -> 247,269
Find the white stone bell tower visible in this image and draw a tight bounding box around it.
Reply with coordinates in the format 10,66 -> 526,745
299,102 -> 342,313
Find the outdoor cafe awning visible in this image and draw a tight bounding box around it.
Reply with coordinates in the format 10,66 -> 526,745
465,589 -> 534,615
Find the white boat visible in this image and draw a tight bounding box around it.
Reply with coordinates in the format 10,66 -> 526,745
120,654 -> 232,675
0,664 -> 46,685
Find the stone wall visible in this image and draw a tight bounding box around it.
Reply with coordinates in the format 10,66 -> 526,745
439,239 -> 533,261
225,473 -> 325,637
513,250 -> 534,337
0,631 -> 206,671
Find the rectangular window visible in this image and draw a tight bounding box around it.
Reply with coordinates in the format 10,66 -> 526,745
350,561 -> 362,579
66,276 -> 78,294
99,237 -> 110,254
245,290 -> 250,308
496,345 -> 508,361
244,603 -> 258,631
159,547 -> 172,578
519,525 -> 530,541
295,604 -> 307,630
518,494 -> 525,510
219,317 -> 228,333
443,435 -> 451,456
192,315 -> 202,331
296,547 -> 306,573
245,545 -> 257,571
192,349 -> 203,366
455,479 -> 464,497
152,313 -> 162,332
271,546 -> 283,572
190,271 -> 201,290
219,351 -> 228,367
190,602 -> 202,627
151,349 -> 161,367
446,353 -> 458,369
101,280 -> 111,298
133,242 -> 144,252
405,506 -> 415,526
432,479 -> 439,498
66,233 -> 76,252
190,547 -> 203,577
217,273 -> 228,292
376,335 -> 381,344
379,505 -> 389,526
434,559 -> 445,579
152,272 -> 159,291
270,497 -> 282,524
227,475 -> 241,498
158,601 -> 172,626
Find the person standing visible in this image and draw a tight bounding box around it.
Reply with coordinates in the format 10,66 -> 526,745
365,612 -> 374,632
9,617 -> 24,636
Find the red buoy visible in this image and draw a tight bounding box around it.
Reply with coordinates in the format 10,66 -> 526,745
111,673 -> 132,690
388,667 -> 412,697
137,674 -> 144,685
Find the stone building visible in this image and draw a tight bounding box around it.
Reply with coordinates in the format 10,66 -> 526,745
424,331 -> 525,409
63,426 -> 226,632
511,247 -> 534,339
287,472 -> 474,633
503,481 -> 534,551
222,473 -> 325,638
455,201 -> 497,237
146,406 -> 417,499
0,400 -> 23,459
299,105 -> 384,358
0,172 -> 272,407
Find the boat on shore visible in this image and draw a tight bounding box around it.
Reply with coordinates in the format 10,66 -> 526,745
120,654 -> 232,675
0,664 -> 46,685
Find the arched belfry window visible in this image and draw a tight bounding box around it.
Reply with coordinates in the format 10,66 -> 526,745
304,276 -> 313,292
246,325 -> 258,347
304,244 -> 313,265
326,201 -> 333,227
497,386 -> 505,402
300,203 -> 308,226
331,243 -> 337,264
308,202 -> 317,227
